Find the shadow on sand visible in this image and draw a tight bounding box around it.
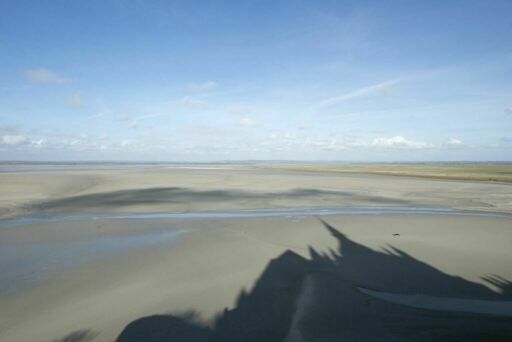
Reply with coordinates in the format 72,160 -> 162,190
53,329 -> 97,342
117,219 -> 512,341
33,187 -> 409,212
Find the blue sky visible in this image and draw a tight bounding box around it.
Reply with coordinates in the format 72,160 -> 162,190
1,0 -> 511,161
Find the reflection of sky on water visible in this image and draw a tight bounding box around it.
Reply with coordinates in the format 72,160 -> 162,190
0,229 -> 185,295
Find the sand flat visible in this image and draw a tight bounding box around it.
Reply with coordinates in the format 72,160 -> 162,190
1,165 -> 512,341
1,165 -> 512,220
1,214 -> 512,341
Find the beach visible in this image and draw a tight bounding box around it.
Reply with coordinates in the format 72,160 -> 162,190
1,164 -> 512,341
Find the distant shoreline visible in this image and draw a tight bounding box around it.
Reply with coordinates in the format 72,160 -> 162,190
1,160 -> 512,165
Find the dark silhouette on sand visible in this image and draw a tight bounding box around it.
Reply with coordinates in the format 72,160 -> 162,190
32,187 -> 410,213
117,219 -> 512,341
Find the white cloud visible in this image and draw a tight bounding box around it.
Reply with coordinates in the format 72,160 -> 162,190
2,134 -> 28,145
31,138 -> 46,147
446,138 -> 464,147
69,92 -> 85,107
117,113 -> 159,129
318,79 -> 400,108
0,125 -> 17,135
117,114 -> 131,121
120,140 -> 132,147
188,80 -> 217,92
181,124 -> 234,138
260,132 -> 357,153
117,115 -> 137,128
239,116 -> 256,127
24,68 -> 67,84
372,136 -> 430,149
181,96 -> 204,107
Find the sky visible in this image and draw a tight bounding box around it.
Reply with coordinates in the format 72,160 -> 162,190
1,0 -> 511,161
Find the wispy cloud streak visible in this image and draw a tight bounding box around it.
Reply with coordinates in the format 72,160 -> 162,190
317,79 -> 401,108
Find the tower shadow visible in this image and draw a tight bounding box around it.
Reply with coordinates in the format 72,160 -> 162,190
117,219 -> 512,341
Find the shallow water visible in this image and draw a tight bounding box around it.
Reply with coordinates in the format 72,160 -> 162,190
0,206 -> 507,229
0,230 -> 185,295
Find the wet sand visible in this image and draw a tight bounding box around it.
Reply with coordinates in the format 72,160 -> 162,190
1,165 -> 512,341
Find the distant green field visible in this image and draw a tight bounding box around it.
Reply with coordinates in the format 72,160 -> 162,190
272,163 -> 512,183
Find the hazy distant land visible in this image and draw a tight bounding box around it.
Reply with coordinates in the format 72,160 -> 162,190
267,162 -> 512,183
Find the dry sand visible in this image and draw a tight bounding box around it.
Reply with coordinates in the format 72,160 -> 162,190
1,165 -> 512,341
